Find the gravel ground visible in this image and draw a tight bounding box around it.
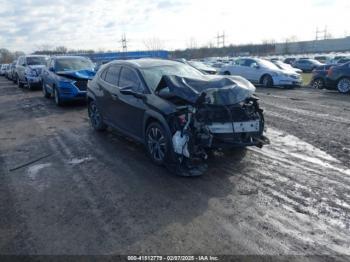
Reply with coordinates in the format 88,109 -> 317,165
0,77 -> 349,258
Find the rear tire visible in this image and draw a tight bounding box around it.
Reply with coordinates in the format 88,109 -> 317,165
88,100 -> 107,131
337,77 -> 350,94
311,78 -> 324,89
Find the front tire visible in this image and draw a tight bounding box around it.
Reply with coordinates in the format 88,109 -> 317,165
88,100 -> 107,131
26,79 -> 33,90
337,77 -> 350,94
145,122 -> 169,165
261,74 -> 273,88
17,76 -> 24,88
53,88 -> 63,106
42,81 -> 51,98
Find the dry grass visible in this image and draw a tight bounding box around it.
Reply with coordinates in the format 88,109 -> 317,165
302,73 -> 312,87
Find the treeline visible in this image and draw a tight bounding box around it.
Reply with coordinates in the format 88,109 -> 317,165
171,43 -> 276,59
0,49 -> 25,63
33,46 -> 96,55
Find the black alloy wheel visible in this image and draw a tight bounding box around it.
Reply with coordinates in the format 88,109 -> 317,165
311,78 -> 324,89
146,122 -> 168,165
88,100 -> 107,131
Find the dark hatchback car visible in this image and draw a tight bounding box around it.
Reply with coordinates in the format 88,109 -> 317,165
87,59 -> 268,175
283,57 -> 297,65
42,56 -> 96,106
293,59 -> 323,73
310,64 -> 334,89
325,62 -> 350,94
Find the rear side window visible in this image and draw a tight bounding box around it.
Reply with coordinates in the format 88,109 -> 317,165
119,67 -> 143,92
104,66 -> 121,85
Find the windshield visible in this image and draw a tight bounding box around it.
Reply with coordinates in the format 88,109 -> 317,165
275,61 -> 292,70
309,59 -> 322,65
26,56 -> 47,66
141,64 -> 206,90
55,58 -> 94,71
258,59 -> 280,70
188,61 -> 211,69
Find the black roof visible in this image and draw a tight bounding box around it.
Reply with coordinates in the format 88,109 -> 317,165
53,56 -> 89,60
110,58 -> 182,68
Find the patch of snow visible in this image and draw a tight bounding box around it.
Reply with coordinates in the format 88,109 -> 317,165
68,156 -> 94,165
27,163 -> 52,179
252,128 -> 350,176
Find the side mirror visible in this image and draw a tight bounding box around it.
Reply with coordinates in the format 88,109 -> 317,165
120,86 -> 146,99
252,64 -> 260,69
49,67 -> 55,72
22,63 -> 26,67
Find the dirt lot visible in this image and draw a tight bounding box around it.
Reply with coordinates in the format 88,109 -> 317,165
0,77 -> 349,257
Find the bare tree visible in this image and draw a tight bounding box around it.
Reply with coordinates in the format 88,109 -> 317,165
0,48 -> 15,63
55,46 -> 68,54
143,37 -> 165,51
34,44 -> 53,53
186,37 -> 197,49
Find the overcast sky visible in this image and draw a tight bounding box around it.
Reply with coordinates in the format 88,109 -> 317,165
0,0 -> 349,53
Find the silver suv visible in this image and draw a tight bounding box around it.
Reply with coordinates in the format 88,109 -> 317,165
16,55 -> 48,89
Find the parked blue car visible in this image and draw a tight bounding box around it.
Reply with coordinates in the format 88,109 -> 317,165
41,56 -> 96,106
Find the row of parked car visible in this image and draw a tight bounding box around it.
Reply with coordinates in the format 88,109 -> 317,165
0,55 -> 270,175
1,55 -> 96,104
197,56 -> 350,93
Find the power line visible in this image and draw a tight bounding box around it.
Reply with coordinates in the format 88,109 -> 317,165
216,32 -> 225,48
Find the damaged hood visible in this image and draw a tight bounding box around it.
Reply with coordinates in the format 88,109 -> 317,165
155,75 -> 256,105
56,69 -> 96,80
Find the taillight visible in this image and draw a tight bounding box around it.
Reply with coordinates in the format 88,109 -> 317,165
178,114 -> 187,125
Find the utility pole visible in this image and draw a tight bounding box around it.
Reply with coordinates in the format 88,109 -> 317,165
216,32 -> 225,48
315,26 -> 328,40
120,33 -> 128,53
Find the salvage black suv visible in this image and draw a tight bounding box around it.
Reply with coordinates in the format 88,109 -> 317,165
87,59 -> 268,175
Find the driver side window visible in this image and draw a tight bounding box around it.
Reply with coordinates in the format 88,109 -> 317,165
104,66 -> 121,85
119,67 -> 143,93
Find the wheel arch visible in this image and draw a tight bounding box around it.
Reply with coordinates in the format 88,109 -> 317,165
259,73 -> 272,84
143,110 -> 171,140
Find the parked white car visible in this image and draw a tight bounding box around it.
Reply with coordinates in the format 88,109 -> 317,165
220,58 -> 302,87
0,64 -> 9,76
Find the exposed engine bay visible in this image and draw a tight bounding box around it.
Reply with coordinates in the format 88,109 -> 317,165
155,75 -> 269,170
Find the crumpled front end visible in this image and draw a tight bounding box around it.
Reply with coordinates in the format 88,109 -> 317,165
56,70 -> 96,101
156,75 -> 269,174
